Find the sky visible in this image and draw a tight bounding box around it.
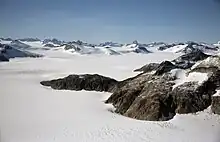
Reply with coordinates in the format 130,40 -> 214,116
0,0 -> 220,43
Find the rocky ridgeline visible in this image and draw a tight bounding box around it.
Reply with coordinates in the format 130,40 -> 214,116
40,51 -> 220,121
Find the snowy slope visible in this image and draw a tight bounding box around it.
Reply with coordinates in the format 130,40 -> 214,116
170,69 -> 209,89
164,44 -> 189,53
0,38 -> 12,44
214,41 -> 220,47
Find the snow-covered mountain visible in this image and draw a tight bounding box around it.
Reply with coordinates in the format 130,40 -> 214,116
1,38 -> 219,56
0,43 -> 42,61
99,41 -> 123,47
121,41 -> 151,54
43,38 -> 64,46
157,41 -> 219,55
62,43 -> 121,55
10,40 -> 31,49
214,41 -> 220,47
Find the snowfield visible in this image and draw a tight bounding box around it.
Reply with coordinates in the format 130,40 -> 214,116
0,48 -> 220,142
170,69 -> 209,89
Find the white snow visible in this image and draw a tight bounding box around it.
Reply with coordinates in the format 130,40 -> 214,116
43,41 -> 60,47
22,41 -> 44,47
0,49 -> 219,142
0,40 -> 12,44
192,56 -> 220,70
213,41 -> 220,47
213,90 -> 220,97
170,69 -> 209,89
164,44 -> 188,53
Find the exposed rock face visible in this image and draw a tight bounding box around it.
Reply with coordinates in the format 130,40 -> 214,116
64,44 -> 81,51
43,38 -> 63,45
154,61 -> 177,75
212,96 -> 220,115
40,74 -> 118,93
135,50 -> 210,73
134,61 -> 177,75
134,63 -> 159,72
106,68 -> 220,121
0,54 -> 9,61
44,43 -> 59,47
122,74 -> 176,121
172,50 -> 210,69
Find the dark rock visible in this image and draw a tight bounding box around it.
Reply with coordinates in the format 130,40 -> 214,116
133,46 -> 151,54
0,54 -> 9,61
157,44 -> 176,51
124,75 -> 176,121
106,72 -> 177,121
44,43 -> 59,47
175,50 -> 209,62
154,61 -> 177,75
40,74 -> 118,93
43,38 -> 63,45
211,96 -> 220,115
132,40 -> 138,44
134,63 -> 160,72
64,44 -> 81,51
171,82 -> 209,114
106,68 -> 220,121
172,50 -> 210,69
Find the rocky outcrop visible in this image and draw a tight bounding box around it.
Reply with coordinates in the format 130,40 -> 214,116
0,54 -> 9,61
172,50 -> 210,69
44,43 -> 59,47
212,96 -> 220,115
134,61 -> 177,75
134,63 -> 159,72
134,51 -> 210,74
106,68 -> 220,121
40,74 -> 118,93
154,61 -> 177,75
41,55 -> 220,121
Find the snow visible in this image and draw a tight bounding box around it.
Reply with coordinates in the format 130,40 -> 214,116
170,69 -> 209,88
192,56 -> 220,70
22,41 -> 44,47
0,40 -> 12,44
43,41 -> 60,47
164,44 -> 188,53
213,90 -> 220,97
0,47 -> 220,142
213,41 -> 220,47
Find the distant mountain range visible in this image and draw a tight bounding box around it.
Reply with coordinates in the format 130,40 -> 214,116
0,37 -> 220,61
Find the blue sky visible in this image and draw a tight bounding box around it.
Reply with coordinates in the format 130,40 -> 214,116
1,0 -> 220,43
